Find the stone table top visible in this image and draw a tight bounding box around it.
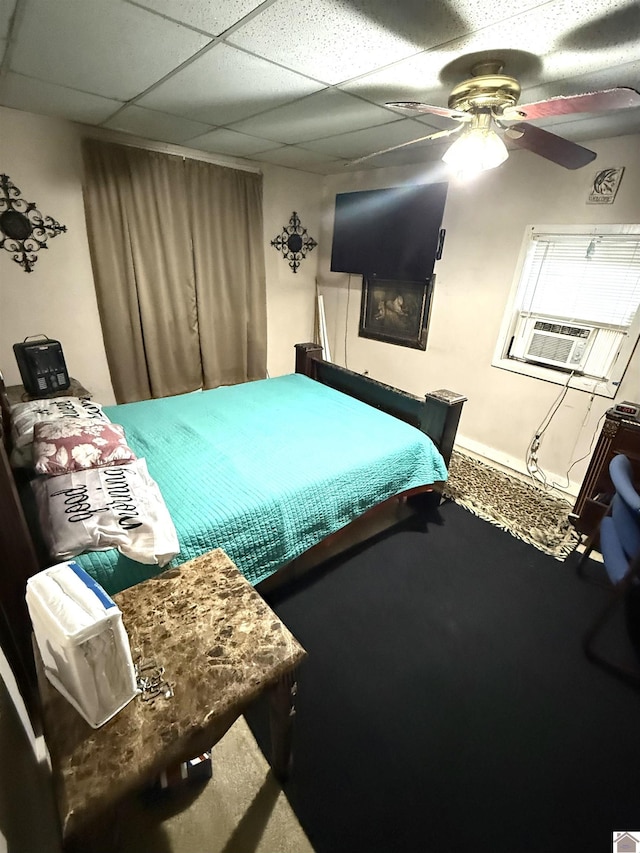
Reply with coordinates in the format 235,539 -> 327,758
36,548 -> 307,841
5,377 -> 91,405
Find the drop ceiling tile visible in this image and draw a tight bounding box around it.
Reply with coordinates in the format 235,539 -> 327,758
103,105 -> 213,144
247,146 -> 341,174
301,118 -> 440,159
186,127 -> 279,156
1,0 -> 638,172
129,0 -> 264,36
0,72 -> 124,123
0,0 -> 16,38
0,0 -> 15,64
138,43 -> 324,126
344,140 -> 452,174
227,0 -> 549,85
547,1 -> 640,65
537,106 -> 640,141
230,89 -> 399,144
517,60 -> 640,107
496,0 -> 640,85
10,0 -> 210,100
339,46 -> 478,105
227,0 -> 415,85
339,0 -> 637,113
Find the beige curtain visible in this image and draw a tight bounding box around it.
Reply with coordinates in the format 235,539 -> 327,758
185,158 -> 267,388
81,139 -> 266,402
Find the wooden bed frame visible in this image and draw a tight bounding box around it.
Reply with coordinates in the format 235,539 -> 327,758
0,343 -> 465,715
294,343 -> 464,467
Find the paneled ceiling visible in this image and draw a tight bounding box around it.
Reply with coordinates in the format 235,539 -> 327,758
1,0 -> 639,174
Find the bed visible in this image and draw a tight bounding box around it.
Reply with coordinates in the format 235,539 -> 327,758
0,342 -> 465,710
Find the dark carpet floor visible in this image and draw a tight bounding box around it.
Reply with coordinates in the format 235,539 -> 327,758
245,498 -> 640,853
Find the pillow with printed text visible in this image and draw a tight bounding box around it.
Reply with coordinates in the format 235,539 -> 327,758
32,458 -> 179,566
11,397 -> 110,449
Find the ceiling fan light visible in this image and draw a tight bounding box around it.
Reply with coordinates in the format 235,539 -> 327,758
442,126 -> 508,173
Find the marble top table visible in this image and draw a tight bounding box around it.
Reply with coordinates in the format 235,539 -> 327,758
35,549 -> 307,847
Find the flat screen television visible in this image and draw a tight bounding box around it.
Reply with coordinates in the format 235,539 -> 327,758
330,183 -> 448,281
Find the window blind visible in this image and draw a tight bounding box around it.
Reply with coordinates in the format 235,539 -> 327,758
518,233 -> 640,327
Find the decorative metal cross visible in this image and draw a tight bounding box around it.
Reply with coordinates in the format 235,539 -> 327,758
0,174 -> 67,272
270,211 -> 317,273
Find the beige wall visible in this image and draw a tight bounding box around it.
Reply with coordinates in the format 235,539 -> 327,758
0,106 -> 322,403
263,167 -> 322,378
318,134 -> 640,493
0,109 -> 114,402
2,105 -> 638,492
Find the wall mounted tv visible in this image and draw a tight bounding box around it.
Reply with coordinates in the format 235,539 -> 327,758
330,183 -> 448,281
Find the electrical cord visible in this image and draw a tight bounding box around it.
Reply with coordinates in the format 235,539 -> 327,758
547,374 -> 610,491
550,410 -> 606,491
526,370 -> 574,489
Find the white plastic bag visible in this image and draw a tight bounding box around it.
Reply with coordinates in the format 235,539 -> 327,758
26,561 -> 139,728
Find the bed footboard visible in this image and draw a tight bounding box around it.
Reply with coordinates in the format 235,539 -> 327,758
295,343 -> 465,466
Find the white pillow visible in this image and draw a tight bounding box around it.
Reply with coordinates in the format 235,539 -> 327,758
32,458 -> 179,567
11,397 -> 110,449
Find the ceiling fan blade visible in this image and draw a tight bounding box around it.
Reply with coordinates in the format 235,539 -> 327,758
347,125 -> 464,166
386,101 -> 471,122
502,87 -> 640,121
507,122 -> 597,169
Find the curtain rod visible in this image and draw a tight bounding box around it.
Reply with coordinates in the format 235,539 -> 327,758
81,126 -> 263,175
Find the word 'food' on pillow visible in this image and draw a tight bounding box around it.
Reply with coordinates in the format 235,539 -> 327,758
11,397 -> 110,449
32,419 -> 136,476
32,458 -> 179,566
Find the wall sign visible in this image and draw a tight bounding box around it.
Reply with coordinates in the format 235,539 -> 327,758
0,173 -> 67,272
587,167 -> 625,204
270,211 -> 317,273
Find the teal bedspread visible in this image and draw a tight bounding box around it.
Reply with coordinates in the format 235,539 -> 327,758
75,374 -> 447,594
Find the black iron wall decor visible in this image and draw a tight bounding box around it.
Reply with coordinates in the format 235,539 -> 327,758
0,174 -> 67,272
270,211 -> 317,273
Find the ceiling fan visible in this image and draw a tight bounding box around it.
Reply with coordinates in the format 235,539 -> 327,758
351,61 -> 640,172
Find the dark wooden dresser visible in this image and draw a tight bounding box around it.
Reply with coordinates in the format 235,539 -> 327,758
570,408 -> 640,538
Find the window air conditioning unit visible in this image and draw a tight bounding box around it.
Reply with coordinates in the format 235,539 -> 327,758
510,316 -> 595,370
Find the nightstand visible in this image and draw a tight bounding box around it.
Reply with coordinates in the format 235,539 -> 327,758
35,548 -> 306,851
5,378 -> 91,406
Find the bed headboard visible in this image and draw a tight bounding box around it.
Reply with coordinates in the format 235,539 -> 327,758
0,371 -> 12,459
295,343 -> 466,466
0,373 -> 40,713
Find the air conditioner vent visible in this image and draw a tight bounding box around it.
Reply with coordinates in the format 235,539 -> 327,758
528,333 -> 574,364
533,321 -> 591,338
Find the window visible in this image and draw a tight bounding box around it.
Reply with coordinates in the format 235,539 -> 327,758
493,224 -> 640,397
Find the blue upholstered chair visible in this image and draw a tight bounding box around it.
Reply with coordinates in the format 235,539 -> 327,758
577,454 -> 640,682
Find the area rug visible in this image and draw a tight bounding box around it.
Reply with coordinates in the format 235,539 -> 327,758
443,449 -> 581,559
246,503 -> 640,853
